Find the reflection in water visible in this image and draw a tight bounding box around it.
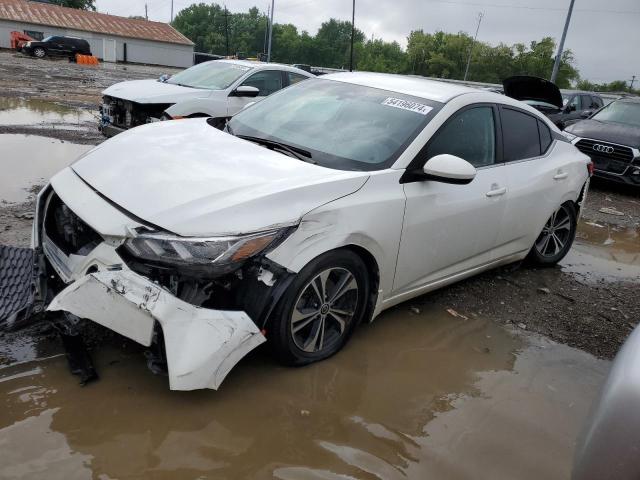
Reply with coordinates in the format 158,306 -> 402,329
0,306 -> 608,480
0,97 -> 95,126
562,220 -> 640,282
0,134 -> 91,203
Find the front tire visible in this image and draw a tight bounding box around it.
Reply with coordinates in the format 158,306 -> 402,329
528,202 -> 577,265
269,250 -> 370,366
33,47 -> 46,58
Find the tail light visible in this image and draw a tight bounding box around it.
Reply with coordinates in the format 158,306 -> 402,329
587,161 -> 594,176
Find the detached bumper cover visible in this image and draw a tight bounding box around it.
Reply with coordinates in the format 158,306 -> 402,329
47,269 -> 266,390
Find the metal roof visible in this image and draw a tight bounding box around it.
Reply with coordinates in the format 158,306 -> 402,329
0,0 -> 193,46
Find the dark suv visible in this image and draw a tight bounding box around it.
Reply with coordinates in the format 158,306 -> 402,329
557,92 -> 605,129
23,36 -> 91,59
502,76 -> 604,129
565,97 -> 640,187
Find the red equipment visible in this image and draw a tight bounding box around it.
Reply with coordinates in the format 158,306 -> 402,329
10,31 -> 34,50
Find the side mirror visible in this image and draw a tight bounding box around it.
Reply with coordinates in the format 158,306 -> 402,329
158,73 -> 171,82
580,110 -> 592,119
232,85 -> 260,98
423,154 -> 476,184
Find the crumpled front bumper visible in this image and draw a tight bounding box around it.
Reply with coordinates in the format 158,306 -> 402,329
22,174 -> 267,391
47,268 -> 265,391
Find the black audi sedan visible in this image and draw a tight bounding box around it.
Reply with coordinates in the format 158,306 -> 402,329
564,97 -> 640,187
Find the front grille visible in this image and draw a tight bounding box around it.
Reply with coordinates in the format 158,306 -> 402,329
575,138 -> 634,163
102,95 -> 171,129
44,194 -> 102,256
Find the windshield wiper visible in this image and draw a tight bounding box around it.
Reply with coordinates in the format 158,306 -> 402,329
237,135 -> 316,164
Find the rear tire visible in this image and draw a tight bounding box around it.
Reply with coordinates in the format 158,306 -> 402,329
527,201 -> 577,265
269,250 -> 370,366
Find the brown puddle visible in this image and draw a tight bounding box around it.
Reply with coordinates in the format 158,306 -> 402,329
0,305 -> 608,480
0,97 -> 95,126
561,219 -> 640,282
0,134 -> 91,203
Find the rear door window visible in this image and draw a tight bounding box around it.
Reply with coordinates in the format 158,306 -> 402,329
501,107 -> 541,161
288,72 -> 309,86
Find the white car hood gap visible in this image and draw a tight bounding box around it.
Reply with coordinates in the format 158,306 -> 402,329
71,119 -> 369,236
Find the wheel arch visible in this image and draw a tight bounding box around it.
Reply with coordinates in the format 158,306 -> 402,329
257,243 -> 382,332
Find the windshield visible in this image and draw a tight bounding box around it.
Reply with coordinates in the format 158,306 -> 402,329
591,101 -> 640,128
227,78 -> 441,171
167,61 -> 251,90
42,36 -> 54,42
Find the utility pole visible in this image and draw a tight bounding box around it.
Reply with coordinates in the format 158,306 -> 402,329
630,75 -> 637,91
224,5 -> 230,56
145,3 -> 148,20
463,12 -> 483,81
170,0 -> 173,23
267,0 -> 274,62
349,0 -> 355,72
551,0 -> 576,84
263,3 -> 270,58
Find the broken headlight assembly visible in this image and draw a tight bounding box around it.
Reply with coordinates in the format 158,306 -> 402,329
122,227 -> 293,276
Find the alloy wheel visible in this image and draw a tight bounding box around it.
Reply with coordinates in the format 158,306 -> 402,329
535,204 -> 572,257
34,48 -> 45,58
290,267 -> 359,353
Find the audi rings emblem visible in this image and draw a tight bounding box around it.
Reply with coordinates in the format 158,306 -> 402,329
593,144 -> 614,154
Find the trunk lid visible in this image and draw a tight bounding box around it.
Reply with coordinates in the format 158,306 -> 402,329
502,76 -> 563,110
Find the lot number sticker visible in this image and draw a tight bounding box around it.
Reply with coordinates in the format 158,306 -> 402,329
381,97 -> 433,115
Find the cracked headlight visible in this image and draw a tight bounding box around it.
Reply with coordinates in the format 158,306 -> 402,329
123,228 -> 292,274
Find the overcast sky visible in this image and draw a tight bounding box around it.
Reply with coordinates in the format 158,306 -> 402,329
95,0 -> 640,84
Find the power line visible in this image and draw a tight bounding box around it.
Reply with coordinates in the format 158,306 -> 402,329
426,0 -> 640,15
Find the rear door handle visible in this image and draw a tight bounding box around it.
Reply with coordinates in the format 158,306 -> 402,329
486,186 -> 507,197
554,172 -> 568,180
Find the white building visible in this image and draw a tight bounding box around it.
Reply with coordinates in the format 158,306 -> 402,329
0,0 -> 194,67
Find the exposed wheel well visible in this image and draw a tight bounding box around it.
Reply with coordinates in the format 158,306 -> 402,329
342,245 -> 380,323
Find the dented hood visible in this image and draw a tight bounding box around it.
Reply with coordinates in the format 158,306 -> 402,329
102,79 -> 210,104
70,119 -> 369,236
502,76 -> 563,109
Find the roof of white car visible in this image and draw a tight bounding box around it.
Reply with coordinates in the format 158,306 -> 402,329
216,59 -> 310,74
322,71 -> 478,103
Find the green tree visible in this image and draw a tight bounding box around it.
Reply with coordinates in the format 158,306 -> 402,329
52,0 -> 95,10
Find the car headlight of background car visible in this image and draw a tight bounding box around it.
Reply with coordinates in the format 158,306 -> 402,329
123,227 -> 293,275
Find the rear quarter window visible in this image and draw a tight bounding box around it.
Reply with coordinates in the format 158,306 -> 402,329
538,120 -> 552,154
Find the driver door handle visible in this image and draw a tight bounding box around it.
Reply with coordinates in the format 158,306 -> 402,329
486,186 -> 507,197
554,172 -> 568,180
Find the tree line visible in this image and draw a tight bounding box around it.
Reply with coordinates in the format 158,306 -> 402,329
57,0 -> 637,92
173,3 -> 583,87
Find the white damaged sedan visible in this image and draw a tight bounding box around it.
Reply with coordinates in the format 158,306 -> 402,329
19,73 -> 592,390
